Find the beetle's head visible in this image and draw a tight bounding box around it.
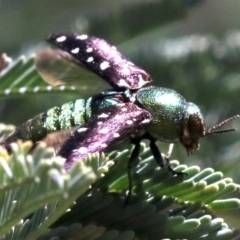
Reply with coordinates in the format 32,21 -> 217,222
180,102 -> 239,155
180,102 -> 205,154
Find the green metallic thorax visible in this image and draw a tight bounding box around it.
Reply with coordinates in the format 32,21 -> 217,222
136,86 -> 186,142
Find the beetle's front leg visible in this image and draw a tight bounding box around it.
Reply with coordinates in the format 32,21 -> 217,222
164,143 -> 181,173
165,143 -> 174,160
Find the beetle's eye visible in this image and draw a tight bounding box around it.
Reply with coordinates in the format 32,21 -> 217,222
184,102 -> 205,138
187,113 -> 205,138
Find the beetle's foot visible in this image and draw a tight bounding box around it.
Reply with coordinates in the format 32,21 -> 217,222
167,164 -> 187,176
164,156 -> 188,176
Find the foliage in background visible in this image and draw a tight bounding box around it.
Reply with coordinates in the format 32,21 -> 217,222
0,0 -> 240,239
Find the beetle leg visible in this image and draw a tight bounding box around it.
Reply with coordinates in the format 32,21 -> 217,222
149,138 -> 165,168
165,143 -> 174,160
125,138 -> 141,204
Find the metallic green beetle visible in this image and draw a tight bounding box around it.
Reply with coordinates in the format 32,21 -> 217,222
2,33 -> 239,172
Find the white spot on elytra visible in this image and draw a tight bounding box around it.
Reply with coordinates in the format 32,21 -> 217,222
99,128 -> 109,134
78,147 -> 88,154
100,61 -> 110,70
56,36 -> 66,42
78,128 -> 88,132
113,133 -> 120,138
97,122 -> 103,125
71,47 -> 79,54
86,47 -> 93,52
98,113 -> 108,118
126,120 -> 133,125
122,108 -> 127,112
101,143 -> 107,148
118,79 -> 130,88
87,57 -> 94,62
141,119 -> 151,124
76,34 -> 88,40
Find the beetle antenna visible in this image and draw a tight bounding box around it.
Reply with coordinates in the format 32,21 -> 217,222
206,114 -> 240,135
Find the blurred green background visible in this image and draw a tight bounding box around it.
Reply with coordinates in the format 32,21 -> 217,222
0,0 -> 240,225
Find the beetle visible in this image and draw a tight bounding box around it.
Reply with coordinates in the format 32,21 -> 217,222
2,33 -> 239,186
